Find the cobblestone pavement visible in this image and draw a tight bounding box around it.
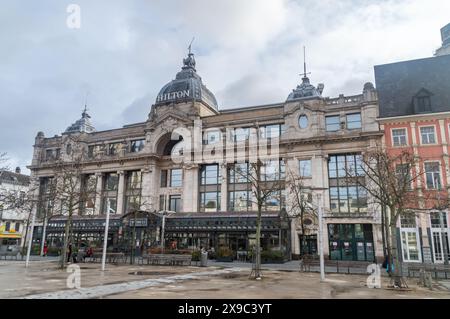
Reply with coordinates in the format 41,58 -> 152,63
1,260 -> 449,299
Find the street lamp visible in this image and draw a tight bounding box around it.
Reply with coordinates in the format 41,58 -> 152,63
311,187 -> 327,282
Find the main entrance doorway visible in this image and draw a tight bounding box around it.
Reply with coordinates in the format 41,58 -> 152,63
328,224 -> 375,262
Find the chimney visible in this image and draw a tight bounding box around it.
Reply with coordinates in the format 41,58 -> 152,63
15,167 -> 21,174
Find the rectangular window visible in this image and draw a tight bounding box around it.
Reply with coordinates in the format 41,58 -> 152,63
328,154 -> 367,214
425,162 -> 441,189
159,195 -> 166,211
396,164 -> 412,190
228,190 -> 252,211
200,164 -> 220,185
346,113 -> 362,129
420,126 -> 436,144
299,159 -> 312,177
104,173 -> 118,191
14,222 -> 20,232
170,169 -> 182,187
417,96 -> 431,112
108,143 -> 120,156
229,162 -> 249,184
262,159 -> 285,181
260,124 -> 281,139
430,212 -> 448,228
160,170 -> 168,188
392,128 -> 407,146
102,173 -> 118,215
130,139 -> 145,153
233,128 -> 250,142
126,171 -> 142,190
169,195 -> 182,212
326,115 -> 340,132
199,192 -> 221,212
124,195 -> 140,213
204,130 -> 221,145
102,197 -> 117,215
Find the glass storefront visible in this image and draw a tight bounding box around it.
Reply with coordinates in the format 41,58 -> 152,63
328,223 -> 375,261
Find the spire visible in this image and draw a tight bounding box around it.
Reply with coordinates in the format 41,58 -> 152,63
301,46 -> 311,84
65,102 -> 95,134
286,46 -> 324,101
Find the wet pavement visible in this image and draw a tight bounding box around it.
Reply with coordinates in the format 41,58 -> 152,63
0,259 -> 449,299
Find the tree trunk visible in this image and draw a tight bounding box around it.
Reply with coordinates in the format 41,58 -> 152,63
59,210 -> 73,269
389,222 -> 404,287
254,203 -> 262,279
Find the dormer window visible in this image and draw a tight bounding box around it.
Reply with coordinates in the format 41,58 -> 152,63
413,88 -> 433,113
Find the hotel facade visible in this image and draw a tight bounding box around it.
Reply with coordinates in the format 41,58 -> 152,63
28,51 -> 384,262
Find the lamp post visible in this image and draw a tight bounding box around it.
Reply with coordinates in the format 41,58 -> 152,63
317,194 -> 325,282
311,187 -> 327,282
101,206 -> 111,271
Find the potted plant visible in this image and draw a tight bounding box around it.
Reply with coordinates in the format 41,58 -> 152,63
216,247 -> 234,262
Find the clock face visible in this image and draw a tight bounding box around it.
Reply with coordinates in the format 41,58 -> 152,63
298,115 -> 308,129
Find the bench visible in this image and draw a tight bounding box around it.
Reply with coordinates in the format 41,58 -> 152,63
139,254 -> 192,266
300,256 -> 372,274
0,250 -> 22,260
84,252 -> 127,263
407,264 -> 450,279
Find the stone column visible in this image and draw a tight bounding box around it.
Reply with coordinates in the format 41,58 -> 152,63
220,163 -> 228,211
116,171 -> 125,215
94,172 -> 103,215
183,164 -> 199,212
140,166 -> 154,211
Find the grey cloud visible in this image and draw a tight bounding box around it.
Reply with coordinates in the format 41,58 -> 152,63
0,0 -> 449,173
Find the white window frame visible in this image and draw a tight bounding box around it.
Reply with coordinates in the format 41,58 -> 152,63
399,214 -> 422,262
419,125 -> 437,145
429,211 -> 450,263
424,161 -> 442,190
391,128 -> 408,147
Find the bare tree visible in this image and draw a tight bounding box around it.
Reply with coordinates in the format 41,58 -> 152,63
0,183 -> 40,255
0,152 -> 9,171
233,159 -> 285,279
49,136 -> 97,269
348,147 -> 422,288
286,169 -> 317,257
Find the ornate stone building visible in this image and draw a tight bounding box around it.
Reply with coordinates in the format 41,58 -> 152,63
28,51 -> 383,261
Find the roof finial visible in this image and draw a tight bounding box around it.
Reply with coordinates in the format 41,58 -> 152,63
188,37 -> 195,55
82,91 -> 90,118
301,46 -> 311,79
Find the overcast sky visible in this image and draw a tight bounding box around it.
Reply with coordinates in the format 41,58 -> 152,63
1,0 -> 449,173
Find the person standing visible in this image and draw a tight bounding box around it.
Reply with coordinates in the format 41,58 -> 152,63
43,242 -> 48,257
67,243 -> 72,263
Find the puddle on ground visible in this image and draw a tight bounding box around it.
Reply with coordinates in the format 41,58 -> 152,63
128,271 -> 177,276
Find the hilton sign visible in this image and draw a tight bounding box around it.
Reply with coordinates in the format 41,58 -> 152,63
156,89 -> 190,103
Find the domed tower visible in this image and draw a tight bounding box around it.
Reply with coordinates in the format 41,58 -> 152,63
154,49 -> 218,114
65,106 -> 96,134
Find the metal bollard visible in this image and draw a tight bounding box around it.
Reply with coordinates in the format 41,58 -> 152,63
200,251 -> 208,267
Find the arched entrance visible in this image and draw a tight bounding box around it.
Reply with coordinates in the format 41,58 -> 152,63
155,132 -> 184,156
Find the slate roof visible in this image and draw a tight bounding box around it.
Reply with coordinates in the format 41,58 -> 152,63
375,54 -> 450,118
0,170 -> 30,186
